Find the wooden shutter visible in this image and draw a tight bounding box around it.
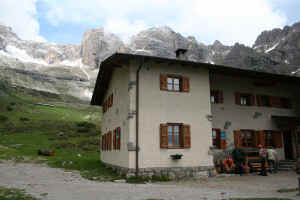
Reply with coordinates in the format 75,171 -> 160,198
234,130 -> 242,148
160,124 -> 168,148
117,127 -> 121,150
214,129 -> 221,149
221,139 -> 227,149
182,77 -> 190,92
101,136 -> 104,150
270,96 -> 281,108
250,95 -> 255,106
254,131 -> 265,147
113,129 -> 116,150
273,131 -> 283,148
183,124 -> 191,148
235,93 -> 241,105
160,74 -> 168,90
111,94 -> 114,107
257,95 -> 262,106
219,91 -> 224,104
109,131 -> 112,151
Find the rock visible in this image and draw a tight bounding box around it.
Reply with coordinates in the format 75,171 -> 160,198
114,179 -> 126,183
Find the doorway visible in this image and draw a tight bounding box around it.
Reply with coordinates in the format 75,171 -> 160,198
283,131 -> 294,160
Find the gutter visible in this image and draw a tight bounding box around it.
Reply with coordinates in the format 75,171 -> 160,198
135,58 -> 144,177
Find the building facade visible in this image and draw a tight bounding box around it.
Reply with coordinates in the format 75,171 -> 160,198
91,53 -> 300,178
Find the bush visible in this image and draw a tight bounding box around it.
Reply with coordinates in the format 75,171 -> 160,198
6,106 -> 13,111
76,121 -> 96,129
10,102 -> 16,106
0,115 -> 8,122
19,117 -> 30,122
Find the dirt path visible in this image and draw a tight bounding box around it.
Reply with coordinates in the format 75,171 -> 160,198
0,161 -> 299,200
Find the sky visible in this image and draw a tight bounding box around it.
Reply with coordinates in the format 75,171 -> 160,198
0,0 -> 299,46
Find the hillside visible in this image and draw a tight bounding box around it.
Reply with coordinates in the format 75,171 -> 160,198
0,80 -> 118,181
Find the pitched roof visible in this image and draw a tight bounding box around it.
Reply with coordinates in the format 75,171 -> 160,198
91,53 -> 300,106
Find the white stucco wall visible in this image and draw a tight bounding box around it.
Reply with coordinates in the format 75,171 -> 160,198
101,65 -> 131,168
136,61 -> 214,168
210,73 -> 298,160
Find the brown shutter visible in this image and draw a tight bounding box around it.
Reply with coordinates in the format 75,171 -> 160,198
235,93 -> 241,105
183,124 -> 191,148
117,127 -> 121,150
160,124 -> 168,148
111,94 -> 114,107
273,131 -> 283,148
182,77 -> 190,92
234,130 -> 242,148
109,131 -> 112,151
101,136 -> 104,150
113,129 -> 116,150
221,139 -> 227,149
219,91 -> 224,104
215,129 -> 221,149
257,95 -> 262,106
258,131 -> 265,147
160,74 -> 168,90
270,96 -> 281,108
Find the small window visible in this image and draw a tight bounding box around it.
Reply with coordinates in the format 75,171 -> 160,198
264,130 -> 275,148
211,90 -> 223,104
167,77 -> 181,91
212,129 -> 221,148
160,123 -> 190,149
240,130 -> 254,147
235,93 -> 255,106
168,124 -> 181,147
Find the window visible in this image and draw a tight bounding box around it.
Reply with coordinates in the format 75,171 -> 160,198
280,97 -> 292,109
212,129 -> 221,148
102,93 -> 114,113
167,77 -> 180,91
240,130 -> 254,147
160,74 -> 190,92
257,95 -> 271,107
235,92 -> 255,106
264,130 -> 275,147
211,90 -> 224,104
160,123 -> 190,149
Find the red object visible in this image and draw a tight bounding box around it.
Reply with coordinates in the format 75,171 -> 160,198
50,152 -> 55,156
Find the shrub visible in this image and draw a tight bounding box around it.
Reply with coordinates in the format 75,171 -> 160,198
6,106 -> 13,111
0,115 -> 8,122
76,121 -> 96,129
19,117 -> 30,122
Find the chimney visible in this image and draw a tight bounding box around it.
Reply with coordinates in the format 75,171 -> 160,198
175,48 -> 188,60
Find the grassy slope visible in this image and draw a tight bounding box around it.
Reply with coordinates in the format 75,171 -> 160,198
0,81 -> 118,181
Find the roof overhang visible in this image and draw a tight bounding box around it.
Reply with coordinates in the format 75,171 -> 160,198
91,53 -> 300,106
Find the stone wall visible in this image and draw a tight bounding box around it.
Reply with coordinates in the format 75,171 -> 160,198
103,162 -> 214,180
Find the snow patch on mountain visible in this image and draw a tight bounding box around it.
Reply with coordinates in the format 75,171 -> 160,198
265,42 -> 279,53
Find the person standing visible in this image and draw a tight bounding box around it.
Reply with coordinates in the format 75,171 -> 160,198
232,147 -> 245,175
267,147 -> 278,173
258,144 -> 268,176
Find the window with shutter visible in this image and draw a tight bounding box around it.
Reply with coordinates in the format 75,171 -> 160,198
236,93 -> 255,106
211,90 -> 224,104
240,130 -> 255,147
212,128 -> 221,149
160,123 -> 190,149
113,129 -> 116,150
160,74 -> 190,93
116,127 -> 121,150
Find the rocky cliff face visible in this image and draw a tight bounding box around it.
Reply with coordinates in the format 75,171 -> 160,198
0,22 -> 299,101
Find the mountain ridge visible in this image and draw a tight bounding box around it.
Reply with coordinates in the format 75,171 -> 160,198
0,22 -> 299,101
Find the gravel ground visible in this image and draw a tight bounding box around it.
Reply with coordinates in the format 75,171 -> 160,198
0,161 -> 299,200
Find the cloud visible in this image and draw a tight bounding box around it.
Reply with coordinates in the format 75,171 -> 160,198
0,0 -> 46,42
41,0 -> 287,45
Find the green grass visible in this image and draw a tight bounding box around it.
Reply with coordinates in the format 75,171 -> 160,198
0,187 -> 40,200
0,82 -> 119,181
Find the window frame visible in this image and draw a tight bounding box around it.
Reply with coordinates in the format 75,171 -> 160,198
210,90 -> 223,104
166,75 -> 182,92
264,130 -> 275,148
240,129 -> 255,148
167,123 -> 182,149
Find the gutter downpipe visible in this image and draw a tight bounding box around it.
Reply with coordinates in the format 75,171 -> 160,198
136,58 -> 144,177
